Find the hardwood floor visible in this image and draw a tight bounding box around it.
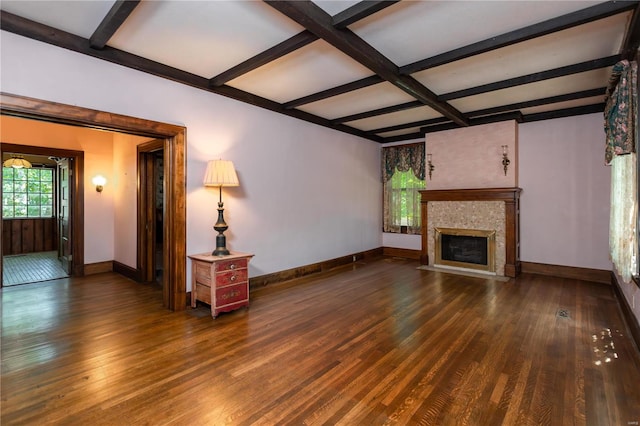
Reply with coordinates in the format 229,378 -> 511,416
2,257 -> 639,425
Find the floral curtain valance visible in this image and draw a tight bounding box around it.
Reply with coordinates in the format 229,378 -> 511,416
382,143 -> 425,182
604,60 -> 637,165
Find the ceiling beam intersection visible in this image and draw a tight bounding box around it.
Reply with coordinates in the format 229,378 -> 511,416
263,0 -> 469,127
89,0 -> 141,49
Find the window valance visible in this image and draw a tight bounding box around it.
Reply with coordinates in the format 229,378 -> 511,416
382,143 -> 425,182
604,59 -> 637,165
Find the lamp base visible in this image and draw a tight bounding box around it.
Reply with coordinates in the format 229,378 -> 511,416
212,230 -> 230,256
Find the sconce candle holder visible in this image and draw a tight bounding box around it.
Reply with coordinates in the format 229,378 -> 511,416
501,145 -> 510,176
427,154 -> 434,180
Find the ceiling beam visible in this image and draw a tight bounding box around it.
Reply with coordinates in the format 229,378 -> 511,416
332,1 -> 400,29
333,101 -> 422,123
368,117 -> 449,135
0,11 -> 383,143
210,31 -> 318,87
400,1 -> 637,75
89,0 -> 140,49
283,75 -> 383,108
264,0 -> 469,126
521,103 -> 605,123
421,112 -> 524,134
621,3 -> 640,59
439,55 -> 619,101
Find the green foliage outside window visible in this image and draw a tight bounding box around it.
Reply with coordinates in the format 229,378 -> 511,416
2,167 -> 54,218
390,168 -> 425,226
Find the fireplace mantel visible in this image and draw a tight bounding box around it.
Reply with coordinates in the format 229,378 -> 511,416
420,187 -> 522,277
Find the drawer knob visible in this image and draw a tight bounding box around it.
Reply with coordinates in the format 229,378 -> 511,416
230,263 -> 236,270
230,275 -> 237,281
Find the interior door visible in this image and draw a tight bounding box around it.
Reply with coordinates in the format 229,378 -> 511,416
58,158 -> 72,274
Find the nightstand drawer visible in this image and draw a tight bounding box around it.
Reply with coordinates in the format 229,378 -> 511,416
215,269 -> 247,287
215,258 -> 247,273
216,283 -> 248,306
194,261 -> 212,282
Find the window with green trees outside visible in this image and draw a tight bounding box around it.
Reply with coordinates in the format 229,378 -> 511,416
2,167 -> 54,219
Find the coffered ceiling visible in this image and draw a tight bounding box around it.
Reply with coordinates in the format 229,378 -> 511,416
1,1 -> 638,143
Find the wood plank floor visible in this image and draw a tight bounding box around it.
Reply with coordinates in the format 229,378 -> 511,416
1,257 -> 639,425
3,251 -> 69,286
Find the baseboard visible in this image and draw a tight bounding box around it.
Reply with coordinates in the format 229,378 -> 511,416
249,247 -> 383,289
382,247 -> 421,260
113,261 -> 142,282
84,261 -> 113,275
611,272 -> 640,354
520,261 -> 611,284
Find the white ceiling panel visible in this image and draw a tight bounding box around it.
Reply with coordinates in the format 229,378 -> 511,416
314,1 -> 361,16
297,82 -> 418,120
227,40 -> 374,104
345,106 -> 442,131
450,68 -> 611,113
350,1 -> 602,67
0,0 -> 115,38
413,12 -> 629,95
108,1 -> 304,78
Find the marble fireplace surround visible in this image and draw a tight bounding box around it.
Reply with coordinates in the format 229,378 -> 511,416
420,188 -> 522,277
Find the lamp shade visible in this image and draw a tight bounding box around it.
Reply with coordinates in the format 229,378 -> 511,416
3,156 -> 32,169
203,160 -> 239,187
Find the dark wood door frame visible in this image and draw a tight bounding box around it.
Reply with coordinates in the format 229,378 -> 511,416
137,139 -> 164,287
0,93 -> 187,311
0,143 -> 85,280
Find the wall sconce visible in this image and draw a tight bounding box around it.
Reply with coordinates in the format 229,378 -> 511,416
92,175 -> 107,193
501,145 -> 510,176
427,154 -> 434,180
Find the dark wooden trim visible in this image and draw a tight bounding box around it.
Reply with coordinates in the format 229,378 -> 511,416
332,1 -> 400,29
0,143 -> 84,278
263,0 -> 469,127
209,31 -> 318,86
382,247 -> 420,260
113,260 -> 142,282
1,93 -> 187,312
439,56 -> 620,101
370,117 -> 449,135
521,261 -> 610,284
89,0 -> 141,49
333,101 -> 422,124
621,2 -> 640,60
283,75 -> 383,109
249,247 -> 383,289
381,132 -> 424,143
421,112 -> 523,134
84,261 -> 113,275
611,271 -> 640,354
420,188 -> 522,277
400,1 -> 637,75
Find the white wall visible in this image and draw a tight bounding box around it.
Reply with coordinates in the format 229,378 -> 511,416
0,31 -> 382,285
519,113 -> 611,270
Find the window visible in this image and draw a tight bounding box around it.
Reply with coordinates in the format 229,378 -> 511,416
382,143 -> 426,234
389,168 -> 425,227
2,167 -> 54,218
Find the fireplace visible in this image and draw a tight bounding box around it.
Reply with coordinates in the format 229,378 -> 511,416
420,188 -> 521,277
435,228 -> 496,273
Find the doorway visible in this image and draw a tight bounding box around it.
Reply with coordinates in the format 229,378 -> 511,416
1,93 -> 187,311
138,139 -> 165,285
1,144 -> 84,286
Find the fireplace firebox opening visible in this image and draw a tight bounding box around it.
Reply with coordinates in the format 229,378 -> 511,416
435,228 -> 496,273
